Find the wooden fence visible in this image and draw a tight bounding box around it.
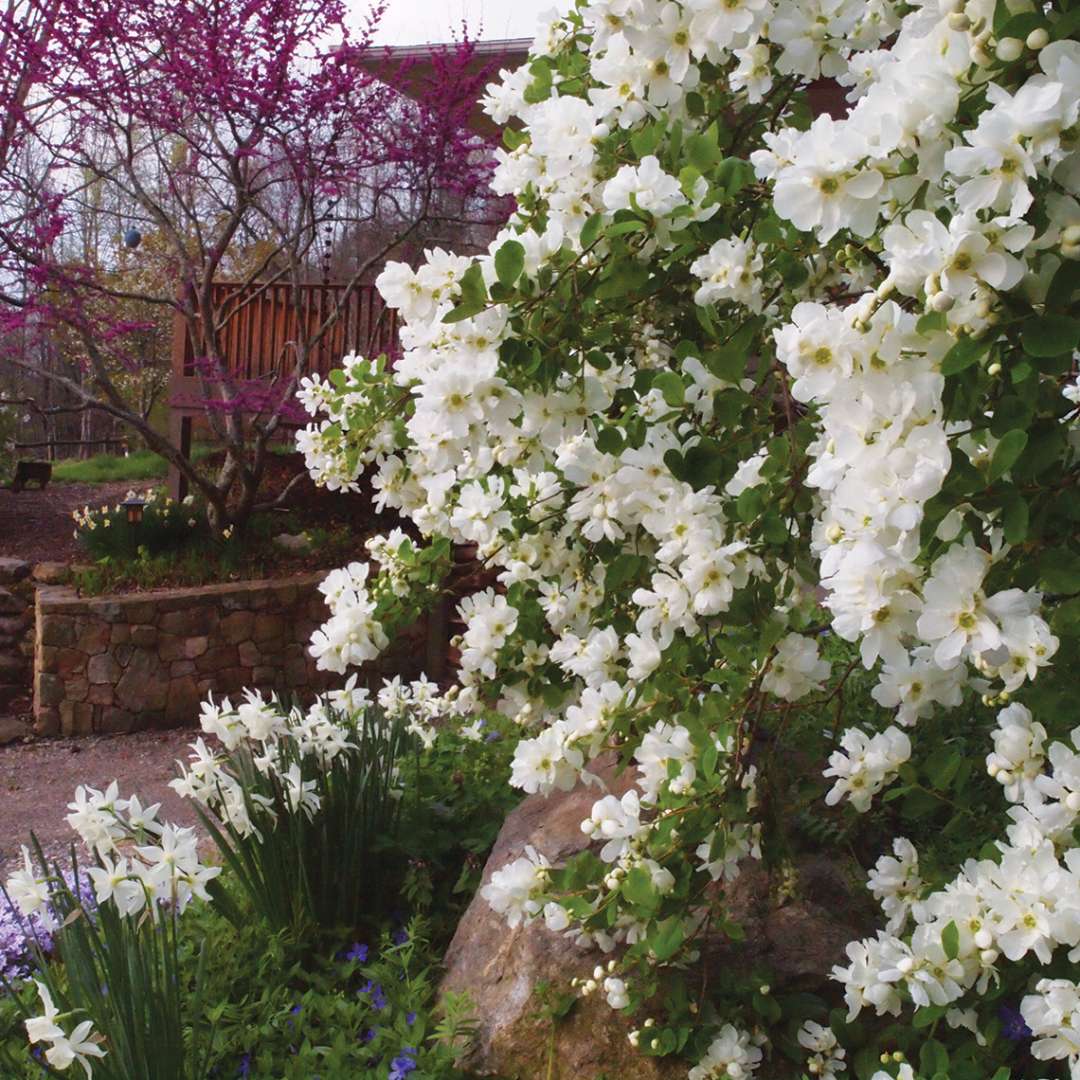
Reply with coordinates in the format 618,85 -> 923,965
168,280 -> 398,498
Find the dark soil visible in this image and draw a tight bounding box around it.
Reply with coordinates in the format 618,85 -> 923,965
0,481 -> 135,562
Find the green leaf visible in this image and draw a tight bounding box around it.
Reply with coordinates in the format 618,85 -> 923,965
683,439 -> 725,488
605,553 -> 645,591
622,866 -> 659,913
630,122 -> 663,158
686,123 -> 721,172
608,218 -> 647,237
649,917 -> 684,962
920,1039 -> 949,1076
762,511 -> 788,545
596,260 -> 649,300
1001,494 -> 1028,544
916,310 -> 947,335
736,487 -> 763,522
715,157 -> 755,198
580,214 -> 604,249
442,263 -> 487,323
1046,259 -> 1080,312
1040,548 -> 1080,594
927,749 -> 962,791
996,12 -> 1046,41
595,426 -> 624,455
942,920 -> 960,961
1021,314 -> 1080,357
988,430 -> 1028,484
940,334 -> 991,375
494,240 -> 525,287
654,370 -> 685,407
914,1004 -> 947,1029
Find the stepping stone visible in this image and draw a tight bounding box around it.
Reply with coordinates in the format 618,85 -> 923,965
0,558 -> 30,585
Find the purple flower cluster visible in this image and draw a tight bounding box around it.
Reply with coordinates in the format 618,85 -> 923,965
0,869 -> 95,984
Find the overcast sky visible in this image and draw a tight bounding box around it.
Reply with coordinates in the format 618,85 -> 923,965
364,0 -> 558,45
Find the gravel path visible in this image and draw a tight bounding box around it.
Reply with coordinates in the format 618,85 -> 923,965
0,727 -> 204,875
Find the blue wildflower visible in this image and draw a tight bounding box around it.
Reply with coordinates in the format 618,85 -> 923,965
998,1004 -> 1032,1041
388,1047 -> 418,1080
359,979 -> 388,1010
406,1011 -> 417,1025
341,942 -> 369,963
237,1053 -> 252,1077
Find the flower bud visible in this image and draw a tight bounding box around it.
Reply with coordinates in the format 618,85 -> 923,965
1066,791 -> 1080,812
980,948 -> 999,964
974,928 -> 993,949
1063,225 -> 1080,246
892,1052 -> 905,1063
969,44 -> 992,66
1026,28 -> 1049,50
987,362 -> 1002,376
930,291 -> 954,312
995,37 -> 1023,62
948,12 -> 970,30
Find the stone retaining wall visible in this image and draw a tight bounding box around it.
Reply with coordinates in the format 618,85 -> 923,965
34,574 -> 340,737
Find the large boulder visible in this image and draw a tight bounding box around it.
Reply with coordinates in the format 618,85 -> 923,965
441,766 -> 873,1080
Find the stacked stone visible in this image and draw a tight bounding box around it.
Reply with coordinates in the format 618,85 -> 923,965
0,558 -> 33,742
34,574 -> 341,737
34,570 -> 436,738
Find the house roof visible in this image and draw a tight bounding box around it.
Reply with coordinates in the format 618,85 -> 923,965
355,38 -> 532,138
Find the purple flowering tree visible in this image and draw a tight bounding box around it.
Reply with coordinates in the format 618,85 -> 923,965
0,0 -> 506,531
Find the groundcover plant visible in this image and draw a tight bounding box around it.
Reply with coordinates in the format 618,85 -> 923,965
292,0 -> 1080,1073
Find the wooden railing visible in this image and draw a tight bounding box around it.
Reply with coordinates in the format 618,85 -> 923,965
167,279 -> 398,498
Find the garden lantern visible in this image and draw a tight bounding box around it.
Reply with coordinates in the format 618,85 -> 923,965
122,496 -> 146,525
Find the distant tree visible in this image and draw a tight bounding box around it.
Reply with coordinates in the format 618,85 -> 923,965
0,0 -> 505,530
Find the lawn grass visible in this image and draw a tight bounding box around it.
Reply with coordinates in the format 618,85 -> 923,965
51,446 -> 215,484
51,442 -> 294,484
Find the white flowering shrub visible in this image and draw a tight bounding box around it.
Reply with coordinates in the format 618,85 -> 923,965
293,0 -> 1080,1075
